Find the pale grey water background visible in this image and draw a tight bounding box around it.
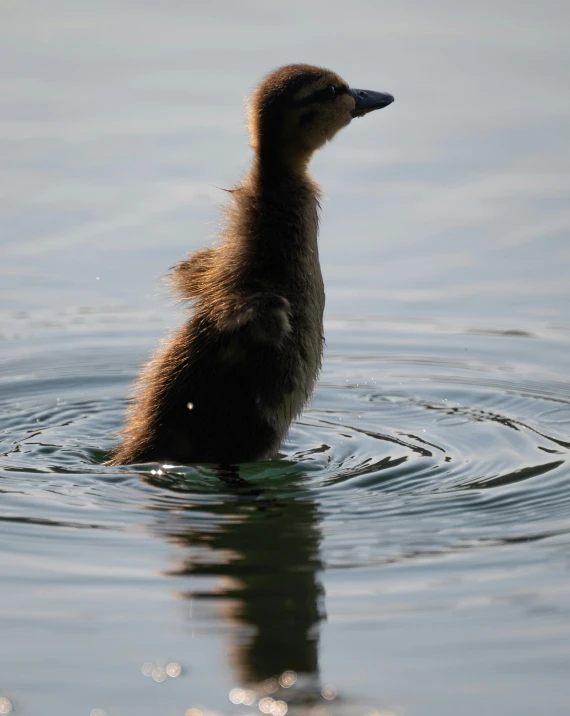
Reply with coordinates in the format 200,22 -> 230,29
1,2 -> 570,715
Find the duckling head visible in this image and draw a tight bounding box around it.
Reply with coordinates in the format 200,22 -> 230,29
248,63 -> 394,173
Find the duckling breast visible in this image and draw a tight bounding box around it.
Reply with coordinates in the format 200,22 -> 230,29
251,202 -> 326,441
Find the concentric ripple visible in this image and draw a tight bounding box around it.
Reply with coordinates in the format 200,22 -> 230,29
1,320 -> 569,563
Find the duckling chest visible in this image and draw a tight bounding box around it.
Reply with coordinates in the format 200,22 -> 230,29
275,199 -> 324,351
258,215 -> 326,429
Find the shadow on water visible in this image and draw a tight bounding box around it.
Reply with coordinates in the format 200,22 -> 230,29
144,464 -> 332,710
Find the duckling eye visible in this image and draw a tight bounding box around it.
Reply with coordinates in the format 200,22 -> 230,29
327,84 -> 337,98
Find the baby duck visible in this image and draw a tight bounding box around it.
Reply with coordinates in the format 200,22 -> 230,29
107,64 -> 393,466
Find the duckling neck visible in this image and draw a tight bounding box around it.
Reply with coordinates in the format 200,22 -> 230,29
252,144 -> 313,187
240,151 -> 321,260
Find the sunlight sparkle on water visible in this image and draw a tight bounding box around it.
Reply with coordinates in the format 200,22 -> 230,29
141,661 -> 182,681
243,690 -> 257,706
141,662 -> 154,677
321,685 -> 338,701
152,666 -> 168,682
256,697 -> 288,715
166,662 -> 182,677
229,689 -> 245,704
229,688 -> 258,706
279,670 -> 297,688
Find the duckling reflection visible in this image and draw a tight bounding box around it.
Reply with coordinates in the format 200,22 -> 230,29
107,64 -> 393,466
145,468 -> 324,686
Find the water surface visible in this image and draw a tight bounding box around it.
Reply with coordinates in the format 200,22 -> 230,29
1,2 -> 570,715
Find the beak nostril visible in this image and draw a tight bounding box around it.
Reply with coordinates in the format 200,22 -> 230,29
358,90 -> 367,97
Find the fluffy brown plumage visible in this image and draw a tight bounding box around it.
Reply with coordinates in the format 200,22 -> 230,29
106,64 -> 393,465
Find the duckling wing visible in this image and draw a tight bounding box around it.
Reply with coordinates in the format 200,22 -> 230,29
169,247 -> 216,299
215,290 -> 292,347
171,253 -> 293,346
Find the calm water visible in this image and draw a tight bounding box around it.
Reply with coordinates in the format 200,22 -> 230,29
1,2 -> 570,715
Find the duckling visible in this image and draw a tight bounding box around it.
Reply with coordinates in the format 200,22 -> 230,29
107,64 -> 393,466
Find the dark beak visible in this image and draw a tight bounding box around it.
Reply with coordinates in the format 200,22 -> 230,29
349,88 -> 394,118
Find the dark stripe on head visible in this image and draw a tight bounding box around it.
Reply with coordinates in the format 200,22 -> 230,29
295,84 -> 349,108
